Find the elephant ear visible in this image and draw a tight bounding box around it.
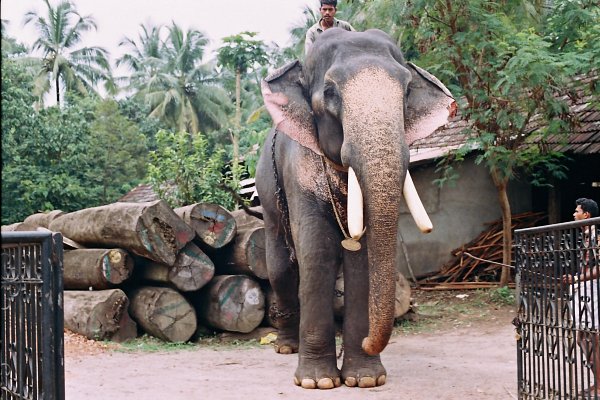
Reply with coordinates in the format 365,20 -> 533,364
405,62 -> 457,146
261,60 -> 322,155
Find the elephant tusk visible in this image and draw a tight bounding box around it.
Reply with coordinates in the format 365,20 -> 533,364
347,167 -> 364,240
403,171 -> 433,234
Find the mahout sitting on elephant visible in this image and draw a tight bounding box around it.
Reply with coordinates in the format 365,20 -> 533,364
256,28 -> 456,389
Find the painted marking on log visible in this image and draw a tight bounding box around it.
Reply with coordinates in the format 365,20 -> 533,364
108,250 -> 122,263
157,301 -> 187,313
140,228 -> 154,252
181,247 -> 204,261
219,280 -> 242,307
245,287 -> 260,305
102,255 -> 111,280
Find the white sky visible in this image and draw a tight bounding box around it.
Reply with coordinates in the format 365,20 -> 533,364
1,0 -> 319,64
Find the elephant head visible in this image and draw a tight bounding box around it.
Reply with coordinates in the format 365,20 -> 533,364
262,29 -> 455,356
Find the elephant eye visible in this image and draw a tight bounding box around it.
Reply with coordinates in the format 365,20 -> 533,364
323,82 -> 338,99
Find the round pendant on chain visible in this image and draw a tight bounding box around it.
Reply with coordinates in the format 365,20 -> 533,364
341,238 -> 361,251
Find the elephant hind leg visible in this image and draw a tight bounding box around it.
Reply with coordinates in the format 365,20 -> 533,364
264,216 -> 300,354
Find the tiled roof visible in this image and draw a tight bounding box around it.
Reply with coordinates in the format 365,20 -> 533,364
409,75 -> 600,164
117,184 -> 159,203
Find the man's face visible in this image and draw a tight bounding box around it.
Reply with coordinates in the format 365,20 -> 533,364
574,205 -> 589,221
320,4 -> 336,23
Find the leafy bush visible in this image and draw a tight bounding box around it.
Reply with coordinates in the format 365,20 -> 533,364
147,130 -> 239,209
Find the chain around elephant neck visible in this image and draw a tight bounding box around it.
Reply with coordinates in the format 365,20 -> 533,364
320,156 -> 362,251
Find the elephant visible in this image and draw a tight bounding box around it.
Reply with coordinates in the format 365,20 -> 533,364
255,28 -> 456,390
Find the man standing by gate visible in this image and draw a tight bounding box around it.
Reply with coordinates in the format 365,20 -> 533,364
563,197 -> 599,397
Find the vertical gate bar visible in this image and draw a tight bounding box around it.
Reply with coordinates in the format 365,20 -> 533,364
32,242 -> 40,400
52,233 -> 65,400
41,234 -> 53,400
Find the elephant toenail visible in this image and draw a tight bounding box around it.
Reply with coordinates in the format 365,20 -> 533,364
345,377 -> 357,387
301,378 -> 317,389
377,375 -> 387,386
358,376 -> 376,388
293,376 -> 300,386
334,377 -> 342,387
317,378 -> 335,389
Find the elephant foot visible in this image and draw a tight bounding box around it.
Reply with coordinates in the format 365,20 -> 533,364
273,331 -> 299,354
294,357 -> 341,390
294,376 -> 342,389
341,357 -> 387,388
274,342 -> 298,354
343,374 -> 386,388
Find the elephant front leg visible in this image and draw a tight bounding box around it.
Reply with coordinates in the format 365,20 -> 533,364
294,221 -> 342,389
341,240 -> 387,388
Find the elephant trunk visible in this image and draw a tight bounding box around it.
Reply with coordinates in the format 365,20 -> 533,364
357,156 -> 406,356
340,65 -> 408,356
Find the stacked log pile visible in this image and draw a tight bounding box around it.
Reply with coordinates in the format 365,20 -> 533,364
417,211 -> 546,289
3,200 -> 411,343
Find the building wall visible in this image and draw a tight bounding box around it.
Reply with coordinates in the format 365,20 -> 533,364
396,157 -> 532,279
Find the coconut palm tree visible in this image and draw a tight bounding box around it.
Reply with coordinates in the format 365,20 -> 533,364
122,22 -> 230,134
116,23 -> 165,93
24,0 -> 113,106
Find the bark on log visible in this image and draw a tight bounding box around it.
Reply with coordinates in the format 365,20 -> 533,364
217,226 -> 267,279
134,242 -> 215,292
63,289 -> 137,342
129,286 -> 197,342
174,203 -> 236,250
63,248 -> 134,290
333,272 -> 411,320
23,210 -> 66,228
196,275 -> 265,333
230,207 -> 263,229
1,222 -> 40,231
48,200 -> 194,265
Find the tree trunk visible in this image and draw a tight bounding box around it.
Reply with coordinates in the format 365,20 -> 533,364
63,248 -> 134,290
48,200 -> 194,265
233,68 -> 241,166
23,210 -> 66,228
134,242 -> 215,292
128,286 -> 197,342
173,203 -> 237,250
217,226 -> 267,279
491,170 -> 512,287
333,271 -> 411,320
195,275 -> 265,333
63,289 -> 137,342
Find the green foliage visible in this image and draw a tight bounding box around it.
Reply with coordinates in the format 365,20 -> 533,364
217,32 -> 269,76
88,100 -> 149,203
488,287 -> 516,306
23,0 -> 114,105
117,334 -> 198,352
147,130 -> 238,209
118,22 -> 231,134
1,56 -> 152,224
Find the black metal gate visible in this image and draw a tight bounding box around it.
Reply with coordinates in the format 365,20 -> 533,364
1,231 -> 65,400
515,217 -> 599,399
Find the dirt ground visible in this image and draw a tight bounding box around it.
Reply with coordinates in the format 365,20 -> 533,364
64,289 -> 519,400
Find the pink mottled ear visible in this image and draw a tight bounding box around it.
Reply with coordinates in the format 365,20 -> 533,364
262,61 -> 322,156
405,62 -> 457,146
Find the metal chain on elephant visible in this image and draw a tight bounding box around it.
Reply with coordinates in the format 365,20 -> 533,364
271,130 -> 297,263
